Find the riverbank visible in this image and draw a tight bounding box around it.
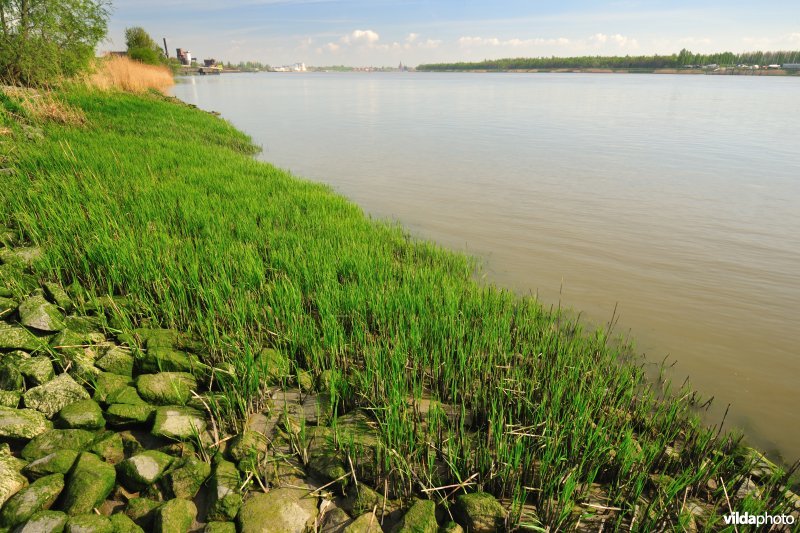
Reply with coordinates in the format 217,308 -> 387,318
420,67 -> 798,76
1,85 -> 798,530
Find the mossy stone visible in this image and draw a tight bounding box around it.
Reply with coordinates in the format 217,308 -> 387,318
105,403 -> 155,428
162,456 -> 211,499
118,450 -> 174,491
23,373 -> 91,418
14,509 -> 67,533
0,405 -> 52,439
22,449 -> 79,479
254,348 -> 290,383
204,522 -> 236,533
125,498 -> 162,530
453,492 -> 507,533
136,372 -> 196,406
108,513 -> 145,533
56,399 -> 105,430
151,406 -> 206,440
0,360 -> 24,391
21,429 -> 95,461
43,282 -> 74,313
0,473 -> 64,528
0,454 -> 28,509
207,459 -> 241,521
138,347 -> 202,375
237,488 -> 318,533
344,512 -> 382,532
0,389 -> 21,407
0,246 -> 43,267
228,431 -> 268,464
306,427 -> 347,485
18,356 -> 55,387
88,431 -> 124,464
392,500 -> 437,533
0,296 -> 17,319
61,453 -> 116,515
342,483 -> 400,519
154,498 -> 197,533
441,523 -> 465,533
94,345 -> 134,377
91,373 -> 132,405
105,386 -> 146,406
18,295 -> 66,332
0,321 -> 49,351
64,513 -> 114,533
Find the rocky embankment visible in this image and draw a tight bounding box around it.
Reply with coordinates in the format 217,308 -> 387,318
0,228 -> 510,532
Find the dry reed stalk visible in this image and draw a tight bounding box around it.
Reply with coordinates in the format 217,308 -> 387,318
88,56 -> 174,93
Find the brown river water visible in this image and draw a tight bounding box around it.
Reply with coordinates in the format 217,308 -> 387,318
172,72 -> 800,461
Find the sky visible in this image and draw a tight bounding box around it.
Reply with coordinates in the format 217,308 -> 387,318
105,0 -> 800,67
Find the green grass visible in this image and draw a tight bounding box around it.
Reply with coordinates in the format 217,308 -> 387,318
1,86 -> 796,529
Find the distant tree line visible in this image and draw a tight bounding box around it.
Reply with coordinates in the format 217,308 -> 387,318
417,49 -> 800,71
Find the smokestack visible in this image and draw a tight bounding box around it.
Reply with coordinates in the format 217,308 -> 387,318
163,38 -> 169,58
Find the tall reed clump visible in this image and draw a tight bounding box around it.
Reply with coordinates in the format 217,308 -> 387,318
88,55 -> 174,93
1,86 -> 797,530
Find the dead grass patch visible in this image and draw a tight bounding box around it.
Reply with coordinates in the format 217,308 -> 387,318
88,56 -> 174,93
1,86 -> 87,126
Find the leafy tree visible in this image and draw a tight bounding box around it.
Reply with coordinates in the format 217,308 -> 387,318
0,0 -> 111,85
125,26 -> 166,66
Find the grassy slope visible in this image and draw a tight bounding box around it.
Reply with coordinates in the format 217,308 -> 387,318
0,87 -> 794,529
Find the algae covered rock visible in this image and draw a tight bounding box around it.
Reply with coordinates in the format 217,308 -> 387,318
0,246 -> 43,267
138,347 -> 202,375
88,431 -> 124,464
109,513 -> 145,533
18,294 -> 66,332
204,522 -> 237,533
117,450 -> 174,491
237,488 -> 318,533
0,452 -> 28,508
0,389 -> 21,407
61,452 -> 116,515
91,372 -> 133,405
0,405 -> 52,439
136,372 -> 197,405
56,399 -> 105,430
21,429 -> 95,461
0,359 -> 25,391
125,497 -> 162,530
18,356 -> 55,387
95,345 -> 134,377
65,513 -> 114,533
162,456 -> 211,499
43,282 -> 74,312
106,403 -> 155,428
345,511 -> 382,533
453,492 -> 507,533
392,500 -> 437,533
151,406 -> 206,440
106,386 -> 146,406
255,348 -> 291,383
0,321 -> 49,351
0,295 -> 17,319
0,473 -> 64,529
306,426 -> 347,485
154,498 -> 197,533
207,459 -> 242,521
23,373 -> 90,418
22,449 -> 79,479
14,509 -> 68,533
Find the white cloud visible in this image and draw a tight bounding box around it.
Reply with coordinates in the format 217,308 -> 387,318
406,33 -> 419,44
788,32 -> 800,44
322,42 -> 340,52
590,33 -> 638,48
418,39 -> 443,49
458,36 -> 570,48
342,29 -> 380,45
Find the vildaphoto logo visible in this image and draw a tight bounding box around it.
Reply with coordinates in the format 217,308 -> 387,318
723,512 -> 795,526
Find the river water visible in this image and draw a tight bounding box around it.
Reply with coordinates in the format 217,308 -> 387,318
172,72 -> 800,461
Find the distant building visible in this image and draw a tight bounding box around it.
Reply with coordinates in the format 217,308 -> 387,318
782,63 -> 800,69
107,51 -> 127,58
176,48 -> 192,66
767,64 -> 781,69
271,62 -> 306,72
203,59 -> 217,67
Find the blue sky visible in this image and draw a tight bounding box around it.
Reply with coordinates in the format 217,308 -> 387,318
105,0 -> 800,66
